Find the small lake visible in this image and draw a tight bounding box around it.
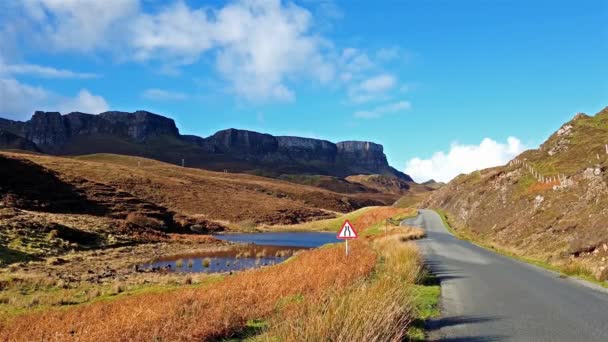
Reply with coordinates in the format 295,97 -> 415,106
212,231 -> 340,247
140,232 -> 340,274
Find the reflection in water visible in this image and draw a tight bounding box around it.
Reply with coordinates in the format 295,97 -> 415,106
212,232 -> 340,248
140,245 -> 305,274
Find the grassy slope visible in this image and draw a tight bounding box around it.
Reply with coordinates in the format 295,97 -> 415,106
2,152 -> 384,226
425,107 -> 608,282
434,209 -> 608,288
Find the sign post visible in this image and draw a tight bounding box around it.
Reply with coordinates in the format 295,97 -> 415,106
337,220 -> 358,256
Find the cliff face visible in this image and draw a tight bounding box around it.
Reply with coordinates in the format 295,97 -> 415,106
0,110 -> 412,180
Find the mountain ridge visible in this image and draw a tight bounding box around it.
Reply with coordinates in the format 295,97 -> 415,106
0,110 -> 412,181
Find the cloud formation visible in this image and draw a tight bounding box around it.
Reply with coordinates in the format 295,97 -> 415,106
0,62 -> 99,79
142,88 -> 189,101
0,78 -> 108,120
1,0 -> 409,107
354,100 -> 410,119
348,73 -> 397,103
405,137 -> 526,183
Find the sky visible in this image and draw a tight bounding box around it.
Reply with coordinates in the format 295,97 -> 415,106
0,0 -> 606,182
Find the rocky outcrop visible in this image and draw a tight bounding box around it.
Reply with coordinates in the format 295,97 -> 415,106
277,136 -> 337,164
0,130 -> 39,152
337,141 -> 386,174
0,110 -> 412,180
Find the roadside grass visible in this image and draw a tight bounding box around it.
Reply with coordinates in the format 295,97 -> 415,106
407,271 -> 441,341
434,209 -> 608,289
256,232 -> 432,342
394,192 -> 430,209
361,209 -> 419,237
266,207 -> 375,232
0,240 -> 377,340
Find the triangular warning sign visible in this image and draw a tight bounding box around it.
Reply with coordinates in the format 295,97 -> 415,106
337,220 -> 358,239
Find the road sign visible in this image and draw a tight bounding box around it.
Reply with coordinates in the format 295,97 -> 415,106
337,220 -> 358,257
337,220 -> 358,239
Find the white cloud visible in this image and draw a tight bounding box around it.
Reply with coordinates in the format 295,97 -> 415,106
142,88 -> 189,101
131,2 -> 212,64
0,78 -> 108,119
354,100 -> 410,119
211,0 -> 333,102
57,89 -> 109,114
404,137 -> 526,183
0,78 -> 50,120
0,62 -> 99,79
19,0 -> 139,52
2,0 -> 407,105
348,73 -> 397,103
359,74 -> 396,92
130,0 -> 335,102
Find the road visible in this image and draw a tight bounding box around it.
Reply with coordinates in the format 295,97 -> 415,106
402,209 -> 608,342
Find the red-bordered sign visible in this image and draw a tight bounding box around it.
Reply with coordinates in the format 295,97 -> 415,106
337,220 -> 358,239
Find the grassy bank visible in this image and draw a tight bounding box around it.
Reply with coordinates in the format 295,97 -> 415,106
0,214 -> 439,341
256,230 -> 438,341
268,206 -> 418,234
434,209 -> 607,288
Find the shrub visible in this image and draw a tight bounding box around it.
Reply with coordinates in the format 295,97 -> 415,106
175,259 -> 184,268
202,258 -> 211,268
125,213 -> 165,230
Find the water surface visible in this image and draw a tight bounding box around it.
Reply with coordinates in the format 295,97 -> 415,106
212,231 -> 340,247
141,232 -> 339,274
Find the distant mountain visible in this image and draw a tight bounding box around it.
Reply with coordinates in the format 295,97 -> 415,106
421,179 -> 446,190
425,106 -> 608,281
0,111 -> 413,181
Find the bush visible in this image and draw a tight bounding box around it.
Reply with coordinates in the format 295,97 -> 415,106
126,213 -> 165,230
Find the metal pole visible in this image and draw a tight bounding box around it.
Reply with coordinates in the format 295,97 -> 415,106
346,240 -> 349,257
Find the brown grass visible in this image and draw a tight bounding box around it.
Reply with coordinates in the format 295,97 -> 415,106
0,241 -> 376,341
1,151 -> 386,226
355,207 -> 417,231
260,233 -> 422,341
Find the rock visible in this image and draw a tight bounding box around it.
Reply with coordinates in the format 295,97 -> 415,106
0,111 -> 410,180
557,124 -> 573,136
595,266 -> 608,281
534,195 -> 544,208
603,243 -> 608,252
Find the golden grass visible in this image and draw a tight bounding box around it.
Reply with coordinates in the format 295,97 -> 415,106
269,206 -> 417,233
0,240 -> 376,341
259,233 -> 422,342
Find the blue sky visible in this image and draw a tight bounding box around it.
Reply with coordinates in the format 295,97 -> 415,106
0,0 -> 606,182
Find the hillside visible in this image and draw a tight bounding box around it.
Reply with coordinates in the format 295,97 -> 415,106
1,151 -> 402,263
425,107 -> 608,281
0,111 -> 412,181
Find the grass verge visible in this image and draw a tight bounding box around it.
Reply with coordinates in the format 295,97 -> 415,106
255,230 -> 437,341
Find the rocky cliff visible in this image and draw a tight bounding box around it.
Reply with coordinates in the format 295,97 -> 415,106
425,106 -> 608,281
0,110 -> 412,181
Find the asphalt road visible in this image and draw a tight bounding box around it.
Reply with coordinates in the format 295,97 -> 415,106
402,209 -> 608,342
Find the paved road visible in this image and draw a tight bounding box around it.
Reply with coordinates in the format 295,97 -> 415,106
402,209 -> 608,342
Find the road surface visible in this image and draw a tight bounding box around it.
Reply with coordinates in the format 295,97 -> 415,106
402,209 -> 608,342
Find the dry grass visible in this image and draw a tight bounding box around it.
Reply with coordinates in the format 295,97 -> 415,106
2,151 -> 383,226
0,240 -> 376,341
355,207 -> 417,232
259,233 -> 422,342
